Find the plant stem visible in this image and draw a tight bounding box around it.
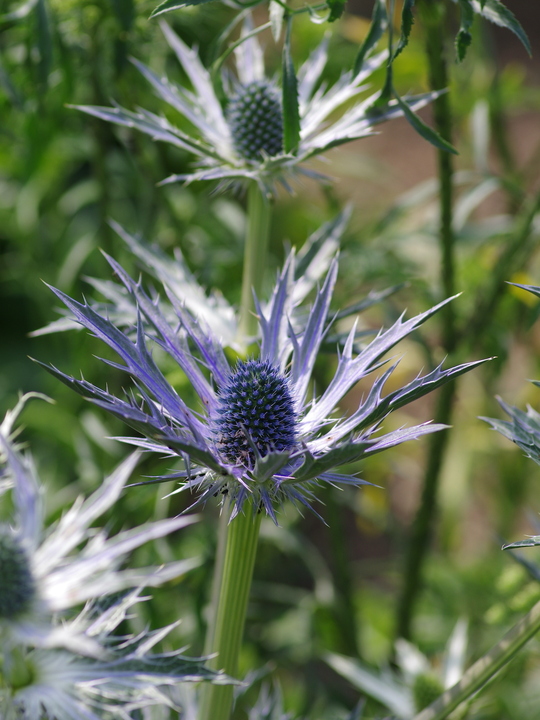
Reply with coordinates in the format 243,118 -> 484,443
201,181 -> 271,720
414,597 -> 540,720
239,182 -> 272,342
199,509 -> 262,720
396,0 -> 456,642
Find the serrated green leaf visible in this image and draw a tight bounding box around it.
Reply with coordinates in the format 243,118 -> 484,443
472,0 -> 531,56
504,537 -> 540,551
393,0 -> 415,60
394,89 -> 458,155
269,0 -> 285,41
149,0 -> 215,18
327,0 -> 346,23
353,0 -> 388,76
456,0 -> 474,62
282,23 -> 300,154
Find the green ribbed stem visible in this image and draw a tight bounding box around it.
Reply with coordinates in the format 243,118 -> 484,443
239,182 -> 271,341
199,509 -> 262,720
414,597 -> 540,720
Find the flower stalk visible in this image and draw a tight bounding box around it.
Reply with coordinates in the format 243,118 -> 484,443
199,508 -> 262,720
396,0 -> 457,642
414,596 -> 540,720
239,181 -> 272,341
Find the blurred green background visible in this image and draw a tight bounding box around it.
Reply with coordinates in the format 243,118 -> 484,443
1,0 -> 540,717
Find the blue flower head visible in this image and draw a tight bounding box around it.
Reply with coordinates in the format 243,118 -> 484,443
216,359 -> 297,468
41,227 -> 486,523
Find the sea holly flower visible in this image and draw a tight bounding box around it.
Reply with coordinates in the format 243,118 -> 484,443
0,399 -> 226,718
40,244 -> 486,523
0,592 -> 225,720
0,397 -> 200,652
74,20 -> 440,196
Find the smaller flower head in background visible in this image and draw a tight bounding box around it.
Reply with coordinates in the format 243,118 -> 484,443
75,19 -> 439,196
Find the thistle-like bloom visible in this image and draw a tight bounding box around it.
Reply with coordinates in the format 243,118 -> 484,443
74,20 -> 438,195
41,239 -> 485,523
0,435 -> 198,647
0,398 -> 224,718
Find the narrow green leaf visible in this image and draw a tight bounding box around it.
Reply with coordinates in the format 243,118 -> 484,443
393,0 -> 415,60
472,0 -> 531,56
394,89 -> 458,155
327,0 -> 346,23
282,22 -> 300,154
353,0 -> 388,77
149,0 -> 215,18
456,0 -> 474,62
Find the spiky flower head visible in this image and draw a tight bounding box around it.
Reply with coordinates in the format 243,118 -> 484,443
227,80 -> 284,162
74,19 -> 440,196
0,529 -> 35,621
41,220 -> 485,523
216,360 -> 296,468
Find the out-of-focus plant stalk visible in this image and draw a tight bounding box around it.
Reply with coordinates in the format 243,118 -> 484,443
239,182 -> 272,341
413,596 -> 540,720
199,509 -> 262,720
396,0 -> 456,642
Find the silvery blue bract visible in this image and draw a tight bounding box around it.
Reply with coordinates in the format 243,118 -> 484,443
41,233 -> 486,523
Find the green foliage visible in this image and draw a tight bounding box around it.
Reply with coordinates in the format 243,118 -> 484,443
281,20 -> 301,154
1,0 -> 540,718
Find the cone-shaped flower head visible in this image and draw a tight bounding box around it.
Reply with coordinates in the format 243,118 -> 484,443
74,19 -> 440,196
227,80 -> 284,161
0,529 -> 35,621
216,360 -> 296,467
41,221 -> 486,523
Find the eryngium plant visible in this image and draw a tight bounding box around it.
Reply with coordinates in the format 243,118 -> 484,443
0,397 -> 225,719
39,238 -> 486,523
74,20 -> 440,196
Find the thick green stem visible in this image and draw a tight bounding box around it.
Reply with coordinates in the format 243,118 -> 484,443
239,182 -> 272,341
414,597 -> 540,720
199,509 -> 262,720
396,0 -> 457,641
203,509 -> 229,657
